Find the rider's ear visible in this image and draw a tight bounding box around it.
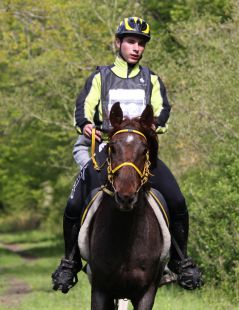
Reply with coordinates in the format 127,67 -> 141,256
140,105 -> 154,129
110,102 -> 123,128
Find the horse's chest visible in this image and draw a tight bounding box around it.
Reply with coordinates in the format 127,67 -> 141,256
91,206 -> 160,255
90,205 -> 161,289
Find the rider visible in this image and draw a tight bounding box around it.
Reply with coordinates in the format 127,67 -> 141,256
52,17 -> 203,293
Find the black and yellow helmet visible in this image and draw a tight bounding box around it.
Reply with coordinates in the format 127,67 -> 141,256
115,17 -> 151,42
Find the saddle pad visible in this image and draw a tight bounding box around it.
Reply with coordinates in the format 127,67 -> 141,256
146,190 -> 171,260
78,189 -> 104,260
78,189 -> 170,261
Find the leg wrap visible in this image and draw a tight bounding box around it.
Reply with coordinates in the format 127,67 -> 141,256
63,213 -> 81,261
170,211 -> 189,260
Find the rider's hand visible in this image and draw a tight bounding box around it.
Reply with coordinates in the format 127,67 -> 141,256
151,124 -> 156,131
83,124 -> 102,142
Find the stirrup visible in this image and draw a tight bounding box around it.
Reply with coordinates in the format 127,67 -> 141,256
169,257 -> 203,290
52,258 -> 82,294
159,266 -> 177,287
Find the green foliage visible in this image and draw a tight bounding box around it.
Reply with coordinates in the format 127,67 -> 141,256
0,0 -> 143,226
145,0 -> 239,176
182,139 -> 239,294
0,120 -> 75,230
0,0 -> 239,297
143,0 -> 239,295
143,0 -> 233,26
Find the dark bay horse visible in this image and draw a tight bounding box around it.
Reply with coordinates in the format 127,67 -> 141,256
88,103 -> 170,309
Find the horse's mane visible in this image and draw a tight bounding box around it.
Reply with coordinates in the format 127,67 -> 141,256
109,117 -> 158,169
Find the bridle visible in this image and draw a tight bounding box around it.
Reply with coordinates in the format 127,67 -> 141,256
107,129 -> 151,190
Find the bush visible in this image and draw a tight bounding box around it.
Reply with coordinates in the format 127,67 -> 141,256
182,139 -> 239,297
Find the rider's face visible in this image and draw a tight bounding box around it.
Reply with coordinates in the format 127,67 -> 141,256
116,36 -> 146,64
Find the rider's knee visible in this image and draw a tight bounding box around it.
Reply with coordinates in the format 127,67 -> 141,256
65,199 -> 82,219
169,194 -> 188,218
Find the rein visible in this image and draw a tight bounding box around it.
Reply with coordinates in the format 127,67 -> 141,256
91,127 -> 105,171
107,129 -> 151,188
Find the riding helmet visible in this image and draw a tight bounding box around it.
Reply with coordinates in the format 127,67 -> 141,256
115,17 -> 151,42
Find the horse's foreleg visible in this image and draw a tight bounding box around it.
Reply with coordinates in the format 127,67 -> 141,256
91,288 -> 115,310
131,283 -> 157,310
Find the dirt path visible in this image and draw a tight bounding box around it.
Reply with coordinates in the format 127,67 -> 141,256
2,243 -> 38,261
0,278 -> 32,308
0,243 -> 38,308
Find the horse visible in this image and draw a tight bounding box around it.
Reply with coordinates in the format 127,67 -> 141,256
85,103 -> 170,309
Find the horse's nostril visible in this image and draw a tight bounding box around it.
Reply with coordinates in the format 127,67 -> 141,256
127,196 -> 135,204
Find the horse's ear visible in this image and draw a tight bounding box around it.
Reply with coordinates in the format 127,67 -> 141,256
110,102 -> 123,128
140,105 -> 154,128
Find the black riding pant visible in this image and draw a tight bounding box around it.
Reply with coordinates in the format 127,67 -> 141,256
65,148 -> 188,222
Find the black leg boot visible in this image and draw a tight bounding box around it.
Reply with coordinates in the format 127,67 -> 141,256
52,214 -> 82,293
168,212 -> 203,290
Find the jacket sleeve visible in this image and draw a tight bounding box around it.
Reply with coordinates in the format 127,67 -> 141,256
74,71 -> 101,133
150,73 -> 171,133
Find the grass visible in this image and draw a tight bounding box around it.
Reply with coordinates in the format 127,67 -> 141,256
0,230 -> 237,310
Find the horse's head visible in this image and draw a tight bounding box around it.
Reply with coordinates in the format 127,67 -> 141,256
107,102 -> 158,212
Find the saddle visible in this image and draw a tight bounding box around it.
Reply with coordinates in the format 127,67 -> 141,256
78,187 -> 171,262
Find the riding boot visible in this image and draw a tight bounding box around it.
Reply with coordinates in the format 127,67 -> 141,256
52,214 -> 82,293
168,211 -> 203,290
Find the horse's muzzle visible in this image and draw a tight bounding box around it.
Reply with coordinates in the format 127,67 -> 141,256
115,192 -> 138,211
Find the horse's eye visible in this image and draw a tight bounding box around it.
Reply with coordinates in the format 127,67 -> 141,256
142,146 -> 148,155
110,145 -> 116,154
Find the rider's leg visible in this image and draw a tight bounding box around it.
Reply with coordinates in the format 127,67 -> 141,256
149,158 -> 203,289
52,212 -> 82,293
73,135 -> 91,169
52,148 -> 108,293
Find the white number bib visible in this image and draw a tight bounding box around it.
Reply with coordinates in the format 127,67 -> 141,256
108,89 -> 146,118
